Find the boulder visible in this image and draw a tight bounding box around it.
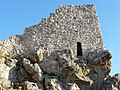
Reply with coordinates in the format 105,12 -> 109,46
44,76 -> 64,90
27,52 -> 39,63
37,48 -> 43,62
22,58 -> 42,76
5,59 -> 17,67
111,73 -> 120,90
32,72 -> 43,82
66,83 -> 80,90
23,81 -> 39,90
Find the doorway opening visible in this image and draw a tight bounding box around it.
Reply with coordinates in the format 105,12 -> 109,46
77,42 -> 82,57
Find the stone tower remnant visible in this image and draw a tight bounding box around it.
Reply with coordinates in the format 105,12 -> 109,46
1,4 -> 119,90
8,4 -> 103,57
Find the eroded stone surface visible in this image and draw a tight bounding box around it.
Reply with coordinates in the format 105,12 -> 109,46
0,4 -> 119,90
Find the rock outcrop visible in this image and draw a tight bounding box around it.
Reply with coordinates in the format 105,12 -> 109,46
0,4 -> 119,90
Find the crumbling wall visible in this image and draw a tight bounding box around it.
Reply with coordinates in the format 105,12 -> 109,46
0,4 -> 120,90
7,4 -> 103,57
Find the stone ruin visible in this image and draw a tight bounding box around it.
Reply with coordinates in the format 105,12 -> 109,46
0,4 -> 120,90
8,4 -> 103,57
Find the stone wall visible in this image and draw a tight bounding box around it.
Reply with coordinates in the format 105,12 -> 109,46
0,4 -> 120,90
4,4 -> 103,57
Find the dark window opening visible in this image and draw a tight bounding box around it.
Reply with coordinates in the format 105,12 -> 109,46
77,42 -> 83,56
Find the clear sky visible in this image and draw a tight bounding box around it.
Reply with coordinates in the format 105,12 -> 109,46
0,0 -> 120,75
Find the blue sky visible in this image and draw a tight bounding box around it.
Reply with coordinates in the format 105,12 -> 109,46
0,0 -> 120,75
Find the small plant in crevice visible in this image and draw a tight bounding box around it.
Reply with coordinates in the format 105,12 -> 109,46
47,72 -> 57,78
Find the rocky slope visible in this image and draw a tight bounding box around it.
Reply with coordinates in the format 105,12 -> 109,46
0,43 -> 120,90
0,4 -> 120,90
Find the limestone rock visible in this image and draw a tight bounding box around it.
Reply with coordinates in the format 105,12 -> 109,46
111,73 -> 120,90
40,57 -> 58,74
0,55 -> 17,88
27,50 -> 43,63
22,58 -> 42,76
5,59 -> 17,67
19,67 -> 31,81
0,4 -> 119,90
100,77 -> 112,90
23,81 -> 39,90
32,72 -> 43,82
66,83 -> 80,90
44,76 -> 63,90
37,48 -> 43,62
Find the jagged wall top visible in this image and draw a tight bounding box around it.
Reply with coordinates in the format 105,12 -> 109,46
3,4 -> 103,56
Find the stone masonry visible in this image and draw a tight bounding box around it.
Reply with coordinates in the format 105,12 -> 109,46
1,4 -> 119,90
8,4 -> 103,57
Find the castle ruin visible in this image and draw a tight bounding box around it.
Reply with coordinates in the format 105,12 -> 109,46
8,4 -> 103,57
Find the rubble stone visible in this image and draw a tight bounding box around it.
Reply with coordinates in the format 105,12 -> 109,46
5,59 -> 17,67
111,74 -> 120,90
66,83 -> 80,90
23,81 -> 39,90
